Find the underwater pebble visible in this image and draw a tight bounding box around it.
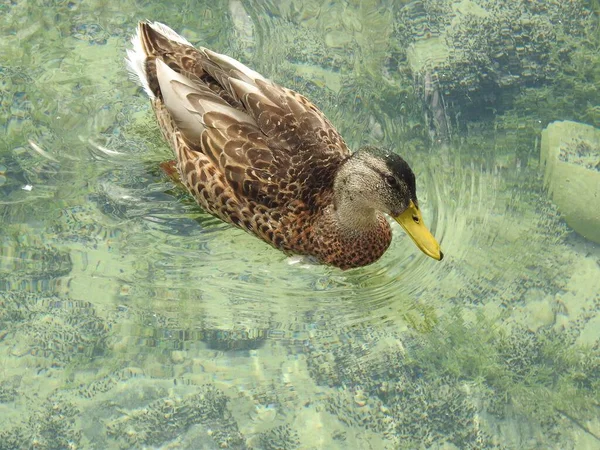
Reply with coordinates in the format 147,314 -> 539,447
119,284 -> 132,296
171,350 -> 185,364
532,302 -> 555,328
10,342 -> 29,357
251,404 -> 277,423
354,390 -> 367,407
520,291 -> 555,331
0,175 -> 6,186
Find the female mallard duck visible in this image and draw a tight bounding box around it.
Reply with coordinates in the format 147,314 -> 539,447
126,21 -> 443,269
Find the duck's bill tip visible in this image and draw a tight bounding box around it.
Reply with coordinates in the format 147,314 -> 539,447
394,202 -> 443,261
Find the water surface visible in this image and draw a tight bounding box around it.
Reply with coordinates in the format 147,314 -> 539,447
1,1 -> 599,449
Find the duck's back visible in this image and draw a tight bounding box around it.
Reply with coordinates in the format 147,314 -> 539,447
126,21 -> 350,252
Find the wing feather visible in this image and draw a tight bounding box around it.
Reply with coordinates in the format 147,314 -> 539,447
134,21 -> 350,210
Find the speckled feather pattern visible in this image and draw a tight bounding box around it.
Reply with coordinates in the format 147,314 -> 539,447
131,22 -> 394,269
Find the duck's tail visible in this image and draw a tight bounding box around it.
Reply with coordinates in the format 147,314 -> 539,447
125,21 -> 193,99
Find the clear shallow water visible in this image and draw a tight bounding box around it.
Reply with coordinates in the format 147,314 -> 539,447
1,1 -> 599,449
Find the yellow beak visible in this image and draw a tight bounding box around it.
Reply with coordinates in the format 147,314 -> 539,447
394,201 -> 443,261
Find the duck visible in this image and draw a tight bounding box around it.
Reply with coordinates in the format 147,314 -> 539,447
126,21 -> 443,270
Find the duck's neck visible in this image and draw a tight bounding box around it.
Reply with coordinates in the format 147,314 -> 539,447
330,151 -> 387,235
312,204 -> 392,270
334,197 -> 379,234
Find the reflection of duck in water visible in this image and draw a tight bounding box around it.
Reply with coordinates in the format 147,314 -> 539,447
126,21 -> 443,269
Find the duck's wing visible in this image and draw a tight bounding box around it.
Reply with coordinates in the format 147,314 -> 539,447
127,21 -> 350,209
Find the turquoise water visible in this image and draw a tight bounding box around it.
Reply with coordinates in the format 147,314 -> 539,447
1,0 -> 599,448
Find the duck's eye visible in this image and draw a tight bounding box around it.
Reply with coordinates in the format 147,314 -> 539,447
385,175 -> 397,187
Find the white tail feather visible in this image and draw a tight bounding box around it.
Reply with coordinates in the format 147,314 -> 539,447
125,21 -> 193,99
125,21 -> 266,103
125,24 -> 154,98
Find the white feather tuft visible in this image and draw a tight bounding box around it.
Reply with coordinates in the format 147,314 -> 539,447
125,24 -> 154,99
125,21 -> 193,99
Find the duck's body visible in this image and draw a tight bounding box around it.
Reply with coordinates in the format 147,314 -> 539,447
126,22 -> 442,269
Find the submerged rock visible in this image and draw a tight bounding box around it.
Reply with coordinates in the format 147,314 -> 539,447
540,121 -> 600,244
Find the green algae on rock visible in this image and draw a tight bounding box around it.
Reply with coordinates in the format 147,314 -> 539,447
541,121 -> 600,244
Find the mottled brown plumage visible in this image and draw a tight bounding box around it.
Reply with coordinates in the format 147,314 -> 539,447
126,21 -> 443,269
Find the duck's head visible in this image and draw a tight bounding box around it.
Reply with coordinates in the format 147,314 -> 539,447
334,146 -> 443,261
